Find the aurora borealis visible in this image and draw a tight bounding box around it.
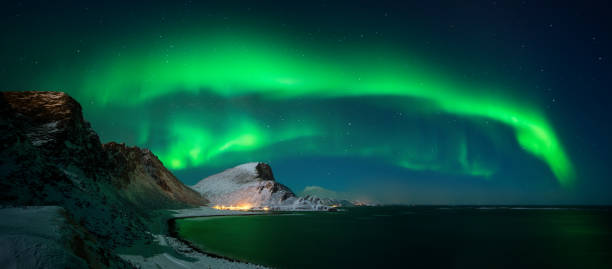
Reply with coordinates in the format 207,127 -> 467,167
2,0 -> 611,204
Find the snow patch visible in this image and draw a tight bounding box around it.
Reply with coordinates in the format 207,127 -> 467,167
27,121 -> 62,146
0,206 -> 87,268
120,208 -> 268,269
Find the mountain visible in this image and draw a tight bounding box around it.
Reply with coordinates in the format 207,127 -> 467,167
0,91 -> 207,268
300,185 -> 342,199
192,162 -> 295,208
103,142 -> 206,208
300,186 -> 357,207
192,162 -> 341,210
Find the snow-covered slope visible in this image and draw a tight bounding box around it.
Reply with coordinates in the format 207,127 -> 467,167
0,206 -> 86,268
192,162 -> 295,207
192,162 -> 342,210
300,186 -> 357,207
0,206 -> 134,268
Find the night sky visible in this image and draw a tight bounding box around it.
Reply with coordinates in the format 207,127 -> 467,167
2,1 -> 611,204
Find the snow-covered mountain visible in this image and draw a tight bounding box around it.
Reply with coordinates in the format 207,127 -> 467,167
300,186 -> 361,207
192,162 -> 295,207
192,162 -> 344,211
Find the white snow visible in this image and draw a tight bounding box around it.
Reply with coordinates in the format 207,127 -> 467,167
120,238 -> 266,269
26,121 -> 62,146
120,207 -> 268,269
0,206 -> 87,269
280,196 -> 334,211
192,163 -> 340,211
191,162 -> 295,208
191,162 -> 262,200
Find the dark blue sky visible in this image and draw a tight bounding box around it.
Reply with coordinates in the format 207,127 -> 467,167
1,0 -> 611,204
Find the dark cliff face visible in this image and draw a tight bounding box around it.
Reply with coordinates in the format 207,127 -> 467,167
0,91 -> 206,207
255,163 -> 295,201
255,162 -> 295,200
0,91 -> 206,266
255,162 -> 275,181
1,91 -> 140,266
1,92 -> 111,180
103,142 -> 208,207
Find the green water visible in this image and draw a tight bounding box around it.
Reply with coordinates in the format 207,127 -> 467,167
176,206 -> 612,268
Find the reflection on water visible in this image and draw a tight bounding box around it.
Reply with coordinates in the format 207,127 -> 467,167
176,206 -> 612,269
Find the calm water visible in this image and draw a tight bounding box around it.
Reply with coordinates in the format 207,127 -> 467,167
176,206 -> 612,268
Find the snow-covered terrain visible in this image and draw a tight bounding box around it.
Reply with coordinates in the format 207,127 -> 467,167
120,232 -> 268,269
0,206 -> 85,268
192,162 -> 295,207
192,162 -> 345,211
0,206 -> 133,268
120,207 -> 269,269
300,185 -> 370,206
121,243 -> 267,269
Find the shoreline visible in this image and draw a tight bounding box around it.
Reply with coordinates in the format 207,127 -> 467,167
167,212 -> 280,265
119,207 -> 273,268
121,206 -> 330,268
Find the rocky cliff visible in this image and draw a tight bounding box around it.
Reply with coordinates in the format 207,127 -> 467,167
103,142 -> 206,208
0,91 -> 207,268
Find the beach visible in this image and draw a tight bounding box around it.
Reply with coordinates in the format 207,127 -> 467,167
119,207 -> 270,269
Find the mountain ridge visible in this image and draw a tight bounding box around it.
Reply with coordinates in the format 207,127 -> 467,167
0,91 -> 207,268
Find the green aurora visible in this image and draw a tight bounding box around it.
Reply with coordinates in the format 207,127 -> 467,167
41,32 -> 574,186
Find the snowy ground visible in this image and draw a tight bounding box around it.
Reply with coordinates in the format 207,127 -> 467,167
120,234 -> 267,269
120,207 -> 269,269
0,206 -> 87,269
0,206 -> 271,268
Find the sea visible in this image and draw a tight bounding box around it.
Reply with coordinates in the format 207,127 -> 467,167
175,206 -> 612,268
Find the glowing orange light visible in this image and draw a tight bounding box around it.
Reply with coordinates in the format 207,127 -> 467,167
212,204 -> 253,211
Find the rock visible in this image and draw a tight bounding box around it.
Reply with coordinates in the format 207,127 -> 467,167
103,142 -> 208,207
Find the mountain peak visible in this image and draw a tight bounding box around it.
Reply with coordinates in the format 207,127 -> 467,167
192,162 -> 294,207
103,141 -> 208,206
1,91 -> 83,124
232,162 -> 275,181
